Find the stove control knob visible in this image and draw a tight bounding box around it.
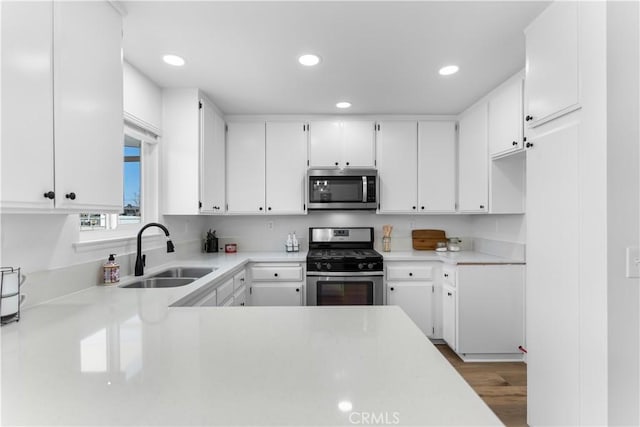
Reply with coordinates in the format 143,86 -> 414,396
358,263 -> 365,270
315,262 -> 322,270
368,263 -> 375,270
325,263 -> 332,270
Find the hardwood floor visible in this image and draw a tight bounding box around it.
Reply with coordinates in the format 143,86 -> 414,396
436,344 -> 527,427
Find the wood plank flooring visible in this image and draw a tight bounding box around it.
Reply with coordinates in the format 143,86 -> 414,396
436,344 -> 527,427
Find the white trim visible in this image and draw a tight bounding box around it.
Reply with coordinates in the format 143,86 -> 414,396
73,231 -> 163,253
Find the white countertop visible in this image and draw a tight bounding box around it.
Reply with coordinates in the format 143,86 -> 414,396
382,250 -> 525,265
1,251 -> 502,426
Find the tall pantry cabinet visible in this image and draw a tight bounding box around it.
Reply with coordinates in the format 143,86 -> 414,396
524,1 -> 607,426
1,1 -> 123,212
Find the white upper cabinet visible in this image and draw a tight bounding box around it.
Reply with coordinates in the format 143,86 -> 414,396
1,1 -> 123,212
458,102 -> 489,212
226,122 -> 266,214
418,121 -> 456,212
489,78 -> 524,157
524,1 -> 579,126
376,121 -> 418,213
53,1 -> 123,212
308,120 -> 375,168
200,100 -> 226,214
162,90 -> 225,215
1,1 -> 55,211
265,122 -> 307,214
342,121 -> 376,167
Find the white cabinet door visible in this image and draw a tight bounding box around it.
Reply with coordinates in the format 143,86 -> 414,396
458,102 -> 488,212
376,121 -> 417,213
342,121 -> 376,167
457,265 -> 524,354
525,1 -> 579,125
233,269 -> 246,290
442,284 -> 456,351
226,122 -> 266,214
489,78 -> 523,157
418,121 -> 456,212
53,1 -> 123,212
387,282 -> 434,337
250,282 -> 303,306
526,123 -> 580,426
265,122 -> 307,214
308,121 -> 375,168
200,101 -> 226,214
1,1 -> 55,210
233,287 -> 247,306
308,121 -> 342,167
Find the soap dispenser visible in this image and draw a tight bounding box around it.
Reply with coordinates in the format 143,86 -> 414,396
103,254 -> 120,284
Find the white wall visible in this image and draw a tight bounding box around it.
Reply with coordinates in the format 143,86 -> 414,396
607,1 -> 640,424
206,213 -> 474,253
469,214 -> 526,243
123,61 -> 162,132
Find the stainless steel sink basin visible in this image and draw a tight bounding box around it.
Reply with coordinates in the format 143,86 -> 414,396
120,277 -> 195,289
149,267 -> 215,279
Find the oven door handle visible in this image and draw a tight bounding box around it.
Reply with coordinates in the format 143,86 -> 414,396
307,271 -> 384,277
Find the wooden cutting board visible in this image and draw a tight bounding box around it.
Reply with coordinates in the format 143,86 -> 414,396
412,229 -> 447,250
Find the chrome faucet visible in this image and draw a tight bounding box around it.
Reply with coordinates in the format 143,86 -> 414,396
134,222 -> 175,276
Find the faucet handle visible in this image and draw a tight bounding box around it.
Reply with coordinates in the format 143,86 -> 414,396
142,254 -> 146,267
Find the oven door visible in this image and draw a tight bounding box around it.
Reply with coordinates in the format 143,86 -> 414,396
306,273 -> 383,306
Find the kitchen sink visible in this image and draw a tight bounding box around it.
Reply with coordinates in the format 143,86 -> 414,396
120,277 -> 195,289
149,267 -> 215,279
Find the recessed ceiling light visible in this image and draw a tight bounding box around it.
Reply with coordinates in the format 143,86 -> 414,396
336,101 -> 352,109
163,54 -> 185,67
439,65 -> 459,76
298,54 -> 321,66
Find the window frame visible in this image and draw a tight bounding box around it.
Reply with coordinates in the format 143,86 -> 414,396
76,121 -> 159,243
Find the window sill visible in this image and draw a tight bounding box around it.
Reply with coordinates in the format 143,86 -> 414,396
74,230 -> 163,253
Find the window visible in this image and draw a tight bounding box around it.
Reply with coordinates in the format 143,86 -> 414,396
79,122 -> 158,235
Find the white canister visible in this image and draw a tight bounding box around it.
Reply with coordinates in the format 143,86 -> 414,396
1,268 -> 25,318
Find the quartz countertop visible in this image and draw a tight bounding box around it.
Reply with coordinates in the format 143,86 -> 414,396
382,250 -> 525,265
1,251 -> 502,426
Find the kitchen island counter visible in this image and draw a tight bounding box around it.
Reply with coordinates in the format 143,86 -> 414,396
2,255 -> 502,426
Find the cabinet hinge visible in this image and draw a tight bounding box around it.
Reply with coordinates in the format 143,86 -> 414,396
374,159 -> 377,166
307,160 -> 310,166
376,124 -> 380,131
455,123 -> 459,132
304,203 -> 306,210
199,101 -> 202,109
455,202 -> 458,210
225,124 -> 228,133
432,327 -> 435,334
523,136 -> 527,142
226,203 -> 229,210
249,287 -> 252,295
199,201 -> 202,209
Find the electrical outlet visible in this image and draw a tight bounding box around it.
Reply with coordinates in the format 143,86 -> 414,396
267,221 -> 274,231
625,247 -> 640,278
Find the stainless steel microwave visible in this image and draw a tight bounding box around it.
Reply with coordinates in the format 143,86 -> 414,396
307,169 -> 377,210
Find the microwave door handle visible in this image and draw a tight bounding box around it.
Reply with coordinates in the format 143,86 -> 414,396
362,176 -> 367,203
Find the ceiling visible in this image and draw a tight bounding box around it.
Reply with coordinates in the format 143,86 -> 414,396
121,1 -> 549,116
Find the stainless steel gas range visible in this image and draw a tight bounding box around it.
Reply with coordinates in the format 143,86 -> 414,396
306,227 -> 384,305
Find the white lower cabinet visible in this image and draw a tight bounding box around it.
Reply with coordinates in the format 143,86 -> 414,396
386,262 -> 436,337
216,278 -> 234,306
249,263 -> 304,306
442,283 -> 457,351
250,282 -> 303,306
442,264 -> 525,360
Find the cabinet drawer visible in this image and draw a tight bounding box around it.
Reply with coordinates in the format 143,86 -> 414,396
216,278 -> 234,304
233,270 -> 246,290
234,287 -> 246,306
387,265 -> 433,281
251,265 -> 302,281
442,266 -> 456,286
195,290 -> 217,307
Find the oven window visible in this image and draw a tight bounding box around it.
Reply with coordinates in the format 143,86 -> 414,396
310,178 -> 363,203
317,281 -> 373,305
